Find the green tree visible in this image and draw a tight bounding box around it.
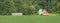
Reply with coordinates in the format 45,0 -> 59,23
8,0 -> 17,15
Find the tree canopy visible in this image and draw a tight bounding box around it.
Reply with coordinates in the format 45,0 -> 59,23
0,0 -> 60,15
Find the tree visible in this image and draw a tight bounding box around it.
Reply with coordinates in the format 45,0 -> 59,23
8,0 -> 17,15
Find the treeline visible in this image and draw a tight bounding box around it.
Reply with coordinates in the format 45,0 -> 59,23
0,0 -> 60,15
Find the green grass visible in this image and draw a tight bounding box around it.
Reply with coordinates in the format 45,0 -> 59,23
0,16 -> 60,23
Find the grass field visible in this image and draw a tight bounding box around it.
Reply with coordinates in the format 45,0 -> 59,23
0,15 -> 60,23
